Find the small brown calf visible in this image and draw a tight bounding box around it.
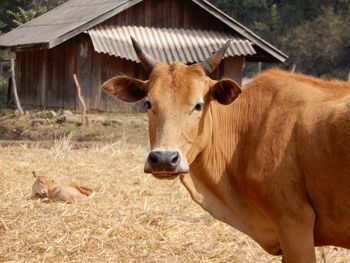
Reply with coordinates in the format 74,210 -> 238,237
31,171 -> 93,203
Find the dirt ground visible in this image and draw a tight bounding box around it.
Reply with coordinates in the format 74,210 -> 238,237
0,111 -> 148,146
0,113 -> 349,262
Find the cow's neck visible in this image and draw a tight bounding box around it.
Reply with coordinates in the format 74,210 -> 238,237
180,88 -> 272,241
47,184 -> 58,198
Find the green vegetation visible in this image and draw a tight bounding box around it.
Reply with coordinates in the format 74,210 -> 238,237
209,0 -> 350,79
0,0 -> 67,33
0,50 -> 11,111
7,6 -> 47,27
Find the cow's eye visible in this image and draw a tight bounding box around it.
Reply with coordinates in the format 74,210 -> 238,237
144,100 -> 152,110
194,103 -> 204,111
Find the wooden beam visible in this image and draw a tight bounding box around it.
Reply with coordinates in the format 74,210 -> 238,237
12,43 -> 48,52
41,49 -> 48,107
76,38 -> 92,111
73,74 -> 89,126
10,58 -> 24,115
6,77 -> 12,108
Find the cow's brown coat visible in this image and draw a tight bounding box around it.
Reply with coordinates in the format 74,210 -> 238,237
102,64 -> 350,263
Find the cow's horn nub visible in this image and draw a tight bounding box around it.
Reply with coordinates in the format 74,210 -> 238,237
131,37 -> 158,73
200,40 -> 232,75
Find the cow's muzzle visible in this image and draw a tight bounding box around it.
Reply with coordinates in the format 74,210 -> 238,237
144,150 -> 189,178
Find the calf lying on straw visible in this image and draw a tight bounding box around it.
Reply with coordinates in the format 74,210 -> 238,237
31,171 -> 93,203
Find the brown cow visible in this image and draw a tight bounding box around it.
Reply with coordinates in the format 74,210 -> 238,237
31,172 -> 93,203
101,38 -> 350,263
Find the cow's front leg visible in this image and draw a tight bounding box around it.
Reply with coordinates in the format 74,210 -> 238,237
276,207 -> 316,263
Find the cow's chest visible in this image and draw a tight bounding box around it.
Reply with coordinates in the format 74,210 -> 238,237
179,173 -> 281,255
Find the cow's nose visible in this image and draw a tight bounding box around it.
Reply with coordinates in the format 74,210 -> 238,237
146,150 -> 180,172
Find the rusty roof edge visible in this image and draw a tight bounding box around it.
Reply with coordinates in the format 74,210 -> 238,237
191,0 -> 288,63
47,0 -> 142,49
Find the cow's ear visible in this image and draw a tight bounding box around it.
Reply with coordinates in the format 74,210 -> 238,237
32,171 -> 37,178
101,76 -> 148,103
210,78 -> 241,105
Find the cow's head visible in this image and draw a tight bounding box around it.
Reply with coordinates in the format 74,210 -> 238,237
32,172 -> 54,198
101,38 -> 241,179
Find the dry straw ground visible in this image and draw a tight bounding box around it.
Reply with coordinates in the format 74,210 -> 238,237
0,117 -> 349,262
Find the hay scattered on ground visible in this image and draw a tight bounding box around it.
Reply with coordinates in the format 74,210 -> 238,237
0,136 -> 349,262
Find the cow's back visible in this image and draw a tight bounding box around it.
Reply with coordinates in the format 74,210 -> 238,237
244,69 -> 350,248
50,185 -> 89,203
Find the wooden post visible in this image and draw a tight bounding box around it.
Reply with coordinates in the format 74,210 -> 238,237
6,77 -> 12,108
258,62 -> 262,73
73,73 -> 89,126
41,49 -> 48,107
291,64 -> 296,73
10,58 -> 24,115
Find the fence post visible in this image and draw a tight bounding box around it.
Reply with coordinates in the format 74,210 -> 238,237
73,74 -> 89,126
10,58 -> 24,115
6,77 -> 12,108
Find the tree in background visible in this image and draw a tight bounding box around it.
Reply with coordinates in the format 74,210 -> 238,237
0,0 -> 66,33
209,0 -> 350,79
0,20 -> 6,35
7,6 -> 47,27
281,8 -> 350,79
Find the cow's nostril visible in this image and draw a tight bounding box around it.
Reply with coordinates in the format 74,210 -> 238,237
148,152 -> 159,164
171,153 -> 179,164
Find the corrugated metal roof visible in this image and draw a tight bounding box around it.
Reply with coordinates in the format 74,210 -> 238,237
88,25 -> 256,63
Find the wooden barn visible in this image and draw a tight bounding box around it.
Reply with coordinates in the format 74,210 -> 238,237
0,0 -> 287,112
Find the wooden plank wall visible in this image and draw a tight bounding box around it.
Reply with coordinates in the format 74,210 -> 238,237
51,38 -> 78,109
16,39 -> 79,109
95,51 -> 147,112
223,56 -> 244,84
102,0 -> 236,33
16,50 -> 43,106
76,36 -> 92,110
16,37 -> 146,112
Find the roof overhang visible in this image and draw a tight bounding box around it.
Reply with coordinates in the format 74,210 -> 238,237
47,0 -> 142,49
0,0 -> 143,50
88,25 -> 256,64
